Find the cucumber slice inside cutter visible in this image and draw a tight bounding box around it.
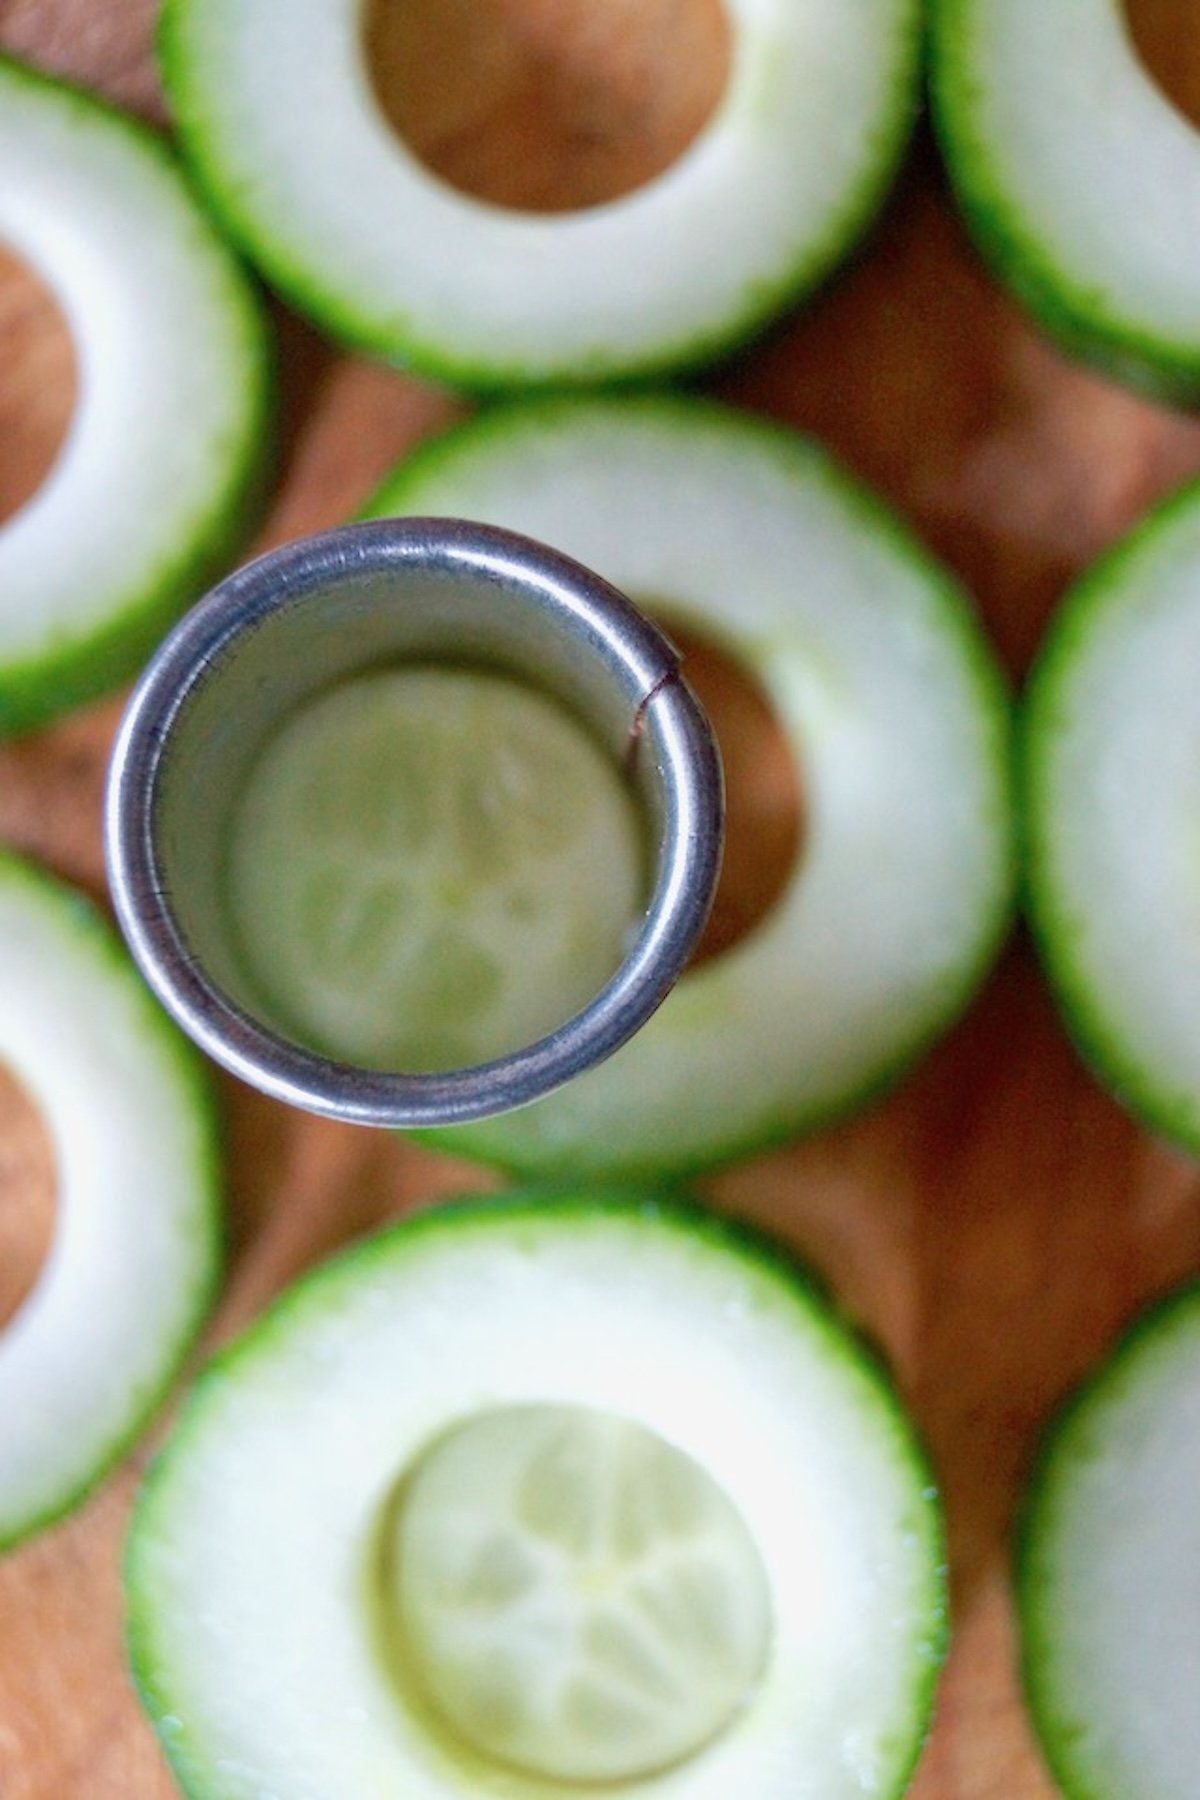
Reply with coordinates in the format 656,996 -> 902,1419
224,665 -> 648,1074
127,1194 -> 946,1800
0,850 -> 220,1549
364,396 -> 1015,1177
1019,1283 -> 1200,1800
0,57 -> 269,733
159,0 -> 920,386
933,0 -> 1200,400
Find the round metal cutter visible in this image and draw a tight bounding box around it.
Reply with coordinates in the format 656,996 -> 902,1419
105,518 -> 724,1128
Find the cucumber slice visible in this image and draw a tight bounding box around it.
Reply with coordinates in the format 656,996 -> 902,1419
1024,479 -> 1200,1150
362,395 -> 1015,1177
127,1193 -> 946,1800
0,850 -> 220,1549
158,0 -> 920,388
0,56 -> 270,734
932,0 -> 1200,402
1018,1283 -> 1200,1800
225,665 -> 646,1072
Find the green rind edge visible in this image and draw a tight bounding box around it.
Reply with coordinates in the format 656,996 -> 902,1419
0,845 -> 224,1553
126,1187 -> 947,1800
1015,1279 -> 1200,1800
361,392 -> 1017,1180
929,0 -> 1200,408
157,0 -> 922,391
0,53 -> 274,738
1021,474 -> 1200,1154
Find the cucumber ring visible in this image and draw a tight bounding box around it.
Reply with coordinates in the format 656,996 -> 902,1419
1018,1282 -> 1200,1800
1024,479 -> 1200,1150
158,0 -> 920,387
0,57 -> 270,735
127,1192 -> 947,1800
932,0 -> 1200,402
363,396 -> 1015,1177
0,850 -> 220,1549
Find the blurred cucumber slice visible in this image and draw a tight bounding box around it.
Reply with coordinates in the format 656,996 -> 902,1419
932,0 -> 1200,401
225,665 -> 646,1072
0,850 -> 220,1549
0,57 -> 269,734
364,395 -> 1015,1177
158,0 -> 920,387
1024,479 -> 1200,1148
127,1192 -> 946,1799
1019,1282 -> 1200,1800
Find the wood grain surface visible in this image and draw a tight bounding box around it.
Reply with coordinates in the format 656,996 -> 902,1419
2,3 -> 1200,1795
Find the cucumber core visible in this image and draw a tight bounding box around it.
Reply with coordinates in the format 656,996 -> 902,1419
386,1402 -> 773,1784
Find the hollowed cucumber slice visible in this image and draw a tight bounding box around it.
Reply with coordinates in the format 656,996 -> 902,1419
126,1193 -> 947,1800
0,850 -> 220,1549
1024,479 -> 1200,1149
158,0 -> 920,388
932,0 -> 1200,402
1018,1283 -> 1200,1800
363,395 -> 1015,1177
0,57 -> 270,734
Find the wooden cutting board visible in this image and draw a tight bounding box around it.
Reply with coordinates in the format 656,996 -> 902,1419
3,3 -> 1200,1794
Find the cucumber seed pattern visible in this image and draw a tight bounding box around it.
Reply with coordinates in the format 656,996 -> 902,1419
389,1404 -> 774,1782
225,667 -> 645,1071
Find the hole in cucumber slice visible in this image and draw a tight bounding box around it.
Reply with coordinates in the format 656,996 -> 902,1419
223,664 -> 650,1074
0,246 -> 76,528
654,615 -> 804,969
0,1060 -> 57,1331
380,1403 -> 772,1785
363,0 -> 732,214
1123,0 -> 1200,127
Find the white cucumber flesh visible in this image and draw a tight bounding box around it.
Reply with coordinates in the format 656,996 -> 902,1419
127,1194 -> 946,1800
1024,478 -> 1200,1151
932,0 -> 1200,401
225,665 -> 646,1072
159,0 -> 920,386
0,56 -> 270,734
362,395 -> 1015,1177
0,850 -> 220,1549
1019,1283 -> 1200,1800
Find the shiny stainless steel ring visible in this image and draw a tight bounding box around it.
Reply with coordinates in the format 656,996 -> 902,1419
105,518 -> 724,1128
